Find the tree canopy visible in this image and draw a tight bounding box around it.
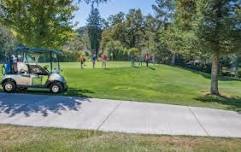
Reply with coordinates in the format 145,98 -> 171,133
0,24 -> 16,61
172,0 -> 241,95
0,0 -> 77,48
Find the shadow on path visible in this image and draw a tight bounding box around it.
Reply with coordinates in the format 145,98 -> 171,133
0,93 -> 90,117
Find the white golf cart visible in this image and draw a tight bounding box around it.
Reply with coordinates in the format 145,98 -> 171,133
1,47 -> 68,94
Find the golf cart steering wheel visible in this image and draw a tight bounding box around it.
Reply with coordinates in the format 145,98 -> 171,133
43,65 -> 49,72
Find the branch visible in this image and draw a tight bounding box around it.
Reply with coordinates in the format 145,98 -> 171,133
78,0 -> 108,4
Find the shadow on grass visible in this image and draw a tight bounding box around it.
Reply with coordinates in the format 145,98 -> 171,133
65,88 -> 94,97
131,65 -> 156,70
132,66 -> 141,69
175,66 -> 241,82
148,67 -> 156,70
195,95 -> 241,112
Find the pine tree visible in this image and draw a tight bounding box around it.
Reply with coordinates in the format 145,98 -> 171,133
153,0 -> 184,65
194,0 -> 241,95
152,0 -> 175,29
175,0 -> 241,95
87,4 -> 102,55
175,0 -> 196,31
125,9 -> 145,50
81,0 -> 107,5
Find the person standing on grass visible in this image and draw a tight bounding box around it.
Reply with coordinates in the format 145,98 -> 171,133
92,53 -> 97,69
130,55 -> 135,67
144,53 -> 150,67
80,55 -> 86,69
110,52 -> 114,61
152,55 -> 155,65
101,53 -> 108,69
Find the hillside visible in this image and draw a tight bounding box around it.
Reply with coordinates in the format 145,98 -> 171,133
62,62 -> 241,111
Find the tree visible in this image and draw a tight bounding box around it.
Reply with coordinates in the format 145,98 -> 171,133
0,0 -> 76,48
125,9 -> 145,51
0,24 -> 16,62
152,0 -> 175,29
160,24 -> 185,64
87,4 -> 102,55
101,28 -> 114,52
174,0 -> 241,95
193,0 -> 241,95
144,15 -> 158,53
63,34 -> 85,52
175,0 -> 196,31
76,26 -> 90,51
129,47 -> 140,66
101,12 -> 126,52
102,10 -> 145,52
105,40 -> 125,60
152,0 -> 178,64
81,0 -> 107,4
143,15 -> 163,60
107,12 -> 125,26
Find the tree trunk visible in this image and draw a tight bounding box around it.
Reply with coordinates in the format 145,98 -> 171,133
233,55 -> 239,78
171,53 -> 176,65
235,65 -> 239,78
210,52 -> 220,95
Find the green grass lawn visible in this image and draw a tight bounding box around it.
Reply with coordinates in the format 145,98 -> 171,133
1,62 -> 241,111
61,62 -> 241,111
0,125 -> 241,152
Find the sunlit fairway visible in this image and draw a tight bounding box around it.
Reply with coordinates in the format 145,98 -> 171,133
1,62 -> 241,111
59,62 -> 241,111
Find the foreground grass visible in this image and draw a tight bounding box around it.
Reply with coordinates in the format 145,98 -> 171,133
0,125 -> 241,152
1,62 -> 241,111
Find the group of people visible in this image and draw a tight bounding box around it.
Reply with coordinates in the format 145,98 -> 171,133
80,52 -> 154,69
131,53 -> 154,67
79,53 -> 108,69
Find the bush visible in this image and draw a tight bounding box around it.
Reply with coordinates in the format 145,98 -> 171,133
238,71 -> 241,78
59,51 -> 88,62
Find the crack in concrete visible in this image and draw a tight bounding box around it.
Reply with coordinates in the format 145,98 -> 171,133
189,107 -> 210,136
97,102 -> 122,130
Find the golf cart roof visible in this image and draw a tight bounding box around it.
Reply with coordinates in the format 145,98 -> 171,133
15,46 -> 63,55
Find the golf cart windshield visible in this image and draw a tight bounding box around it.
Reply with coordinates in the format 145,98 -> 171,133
15,47 -> 63,73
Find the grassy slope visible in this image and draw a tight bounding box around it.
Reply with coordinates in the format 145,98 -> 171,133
1,62 -> 241,111
1,125 -> 241,152
62,62 -> 241,111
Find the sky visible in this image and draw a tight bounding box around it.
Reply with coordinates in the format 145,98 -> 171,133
73,0 -> 156,27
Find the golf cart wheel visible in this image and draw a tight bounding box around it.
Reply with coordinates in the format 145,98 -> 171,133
50,82 -> 63,94
2,81 -> 16,93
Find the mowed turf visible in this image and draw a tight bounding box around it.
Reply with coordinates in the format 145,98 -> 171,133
1,62 -> 241,111
60,62 -> 241,111
1,125 -> 241,152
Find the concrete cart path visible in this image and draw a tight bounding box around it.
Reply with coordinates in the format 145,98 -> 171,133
0,93 -> 241,138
